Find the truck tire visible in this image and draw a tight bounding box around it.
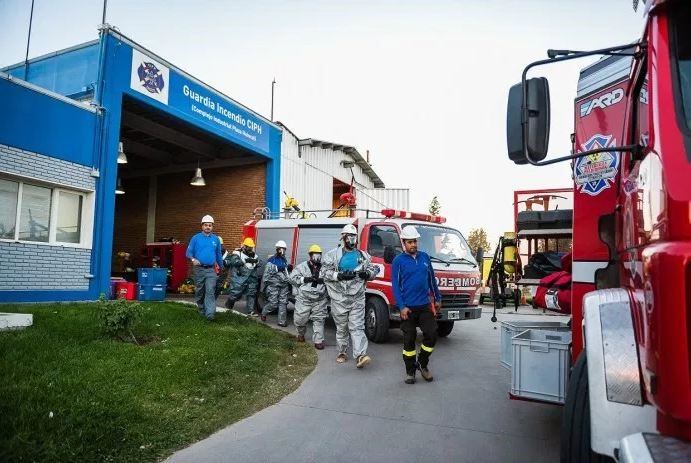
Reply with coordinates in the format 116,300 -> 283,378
560,353 -> 613,463
365,296 -> 389,343
437,321 -> 454,337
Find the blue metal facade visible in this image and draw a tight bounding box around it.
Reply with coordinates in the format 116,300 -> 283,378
0,29 -> 282,302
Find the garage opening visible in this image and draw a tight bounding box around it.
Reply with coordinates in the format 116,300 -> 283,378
111,96 -> 267,292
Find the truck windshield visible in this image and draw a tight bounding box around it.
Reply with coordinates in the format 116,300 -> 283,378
673,2 -> 691,131
407,224 -> 477,266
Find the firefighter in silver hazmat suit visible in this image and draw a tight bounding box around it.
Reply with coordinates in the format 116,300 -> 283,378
261,240 -> 292,326
290,244 -> 328,349
322,223 -> 379,368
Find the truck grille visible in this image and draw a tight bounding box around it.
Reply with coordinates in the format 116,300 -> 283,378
441,293 -> 471,307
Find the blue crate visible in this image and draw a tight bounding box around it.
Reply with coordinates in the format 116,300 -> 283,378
137,268 -> 168,286
138,284 -> 166,301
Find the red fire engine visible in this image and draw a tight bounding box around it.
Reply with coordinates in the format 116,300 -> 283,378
242,209 -> 482,342
506,0 -> 691,460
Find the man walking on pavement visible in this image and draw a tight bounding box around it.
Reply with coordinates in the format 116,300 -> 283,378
290,244 -> 328,350
261,240 -> 293,326
392,225 -> 442,384
186,215 -> 224,321
225,238 -> 261,316
323,223 -> 379,368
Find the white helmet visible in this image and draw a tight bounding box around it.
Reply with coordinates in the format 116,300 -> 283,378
275,240 -> 287,249
201,215 -> 214,224
400,226 -> 420,240
341,224 -> 357,235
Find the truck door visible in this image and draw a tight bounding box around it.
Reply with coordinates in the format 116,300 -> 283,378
362,223 -> 403,303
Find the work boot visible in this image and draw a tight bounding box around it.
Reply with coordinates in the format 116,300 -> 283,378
297,334 -> 305,342
224,299 -> 234,310
418,364 -> 434,382
336,353 -> 348,364
250,312 -> 259,317
405,373 -> 416,384
277,322 -> 288,327
356,354 -> 371,369
314,342 -> 325,350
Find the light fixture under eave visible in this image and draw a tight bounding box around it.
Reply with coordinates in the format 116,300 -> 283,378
115,177 -> 125,195
117,142 -> 128,164
190,167 -> 206,186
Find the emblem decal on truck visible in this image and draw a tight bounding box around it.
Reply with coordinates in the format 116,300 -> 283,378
574,134 -> 620,196
579,88 -> 624,117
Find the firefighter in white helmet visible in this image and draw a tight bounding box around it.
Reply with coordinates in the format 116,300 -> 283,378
186,215 -> 223,320
290,244 -> 328,349
261,240 -> 293,326
322,223 -> 379,368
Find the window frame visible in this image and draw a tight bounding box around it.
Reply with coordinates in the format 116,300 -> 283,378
367,224 -> 403,259
0,175 -> 94,249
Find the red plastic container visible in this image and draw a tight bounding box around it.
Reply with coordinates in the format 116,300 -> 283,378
115,281 -> 137,300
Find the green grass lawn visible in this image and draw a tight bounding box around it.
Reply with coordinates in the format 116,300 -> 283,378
0,302 -> 317,462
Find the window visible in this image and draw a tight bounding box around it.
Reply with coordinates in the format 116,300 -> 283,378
19,184 -> 52,242
0,177 -> 92,247
56,192 -> 83,244
0,179 -> 18,239
409,224 -> 476,265
368,225 -> 402,259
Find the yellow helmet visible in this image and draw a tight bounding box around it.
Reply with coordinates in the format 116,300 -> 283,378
308,244 -> 322,254
242,237 -> 256,248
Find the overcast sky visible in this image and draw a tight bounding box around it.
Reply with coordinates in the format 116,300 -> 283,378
0,0 -> 643,245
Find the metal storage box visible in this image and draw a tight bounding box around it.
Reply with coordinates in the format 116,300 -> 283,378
510,329 -> 571,404
500,320 -> 570,368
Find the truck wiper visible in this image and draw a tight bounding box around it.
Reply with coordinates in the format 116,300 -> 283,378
449,257 -> 478,267
429,256 -> 450,266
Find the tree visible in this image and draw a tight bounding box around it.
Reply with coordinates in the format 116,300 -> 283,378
428,196 -> 441,216
467,228 -> 491,254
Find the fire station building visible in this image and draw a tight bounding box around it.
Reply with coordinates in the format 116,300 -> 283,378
0,27 -> 405,303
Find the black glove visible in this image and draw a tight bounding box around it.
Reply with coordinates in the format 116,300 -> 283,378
314,277 -> 324,284
287,264 -> 294,272
245,257 -> 258,264
358,270 -> 371,280
337,271 -> 356,281
303,276 -> 315,284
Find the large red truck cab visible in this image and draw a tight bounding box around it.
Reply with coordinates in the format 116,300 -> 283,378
506,0 -> 691,460
242,209 -> 482,342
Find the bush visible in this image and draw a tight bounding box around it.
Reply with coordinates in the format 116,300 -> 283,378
97,295 -> 145,343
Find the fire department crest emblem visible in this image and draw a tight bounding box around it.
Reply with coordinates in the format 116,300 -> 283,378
574,134 -> 619,196
137,61 -> 165,94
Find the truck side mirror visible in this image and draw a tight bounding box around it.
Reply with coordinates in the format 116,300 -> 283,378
383,246 -> 396,264
475,247 -> 484,264
506,77 -> 551,164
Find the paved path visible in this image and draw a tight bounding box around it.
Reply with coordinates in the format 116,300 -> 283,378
167,302 -> 565,463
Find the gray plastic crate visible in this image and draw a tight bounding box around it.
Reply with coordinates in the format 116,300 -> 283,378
510,329 -> 571,404
500,320 -> 570,369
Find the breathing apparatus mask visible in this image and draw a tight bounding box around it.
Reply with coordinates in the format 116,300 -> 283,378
243,246 -> 255,257
343,234 -> 357,248
277,247 -> 286,256
310,253 -> 322,264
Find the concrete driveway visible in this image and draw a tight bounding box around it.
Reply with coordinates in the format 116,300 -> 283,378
167,303 -> 565,463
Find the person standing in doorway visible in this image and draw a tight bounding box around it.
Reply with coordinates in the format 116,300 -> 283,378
261,240 -> 293,326
323,223 -> 378,368
290,244 -> 328,349
392,225 -> 442,384
186,215 -> 223,321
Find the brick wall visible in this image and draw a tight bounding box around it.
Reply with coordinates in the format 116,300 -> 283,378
112,176 -> 149,268
0,143 -> 96,190
0,235 -> 91,290
112,163 -> 266,269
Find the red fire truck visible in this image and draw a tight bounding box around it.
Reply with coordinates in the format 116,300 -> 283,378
242,209 -> 482,342
506,0 -> 691,460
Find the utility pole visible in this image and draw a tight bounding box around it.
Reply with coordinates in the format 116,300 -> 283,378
101,0 -> 108,25
23,0 -> 35,81
271,78 -> 276,121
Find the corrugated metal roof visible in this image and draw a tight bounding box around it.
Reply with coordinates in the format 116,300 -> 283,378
280,130 -> 384,188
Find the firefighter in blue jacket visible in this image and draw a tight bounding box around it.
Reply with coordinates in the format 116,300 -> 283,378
392,225 -> 442,384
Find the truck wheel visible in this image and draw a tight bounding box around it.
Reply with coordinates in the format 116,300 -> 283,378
365,297 -> 389,343
560,353 -> 613,463
437,321 -> 454,337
